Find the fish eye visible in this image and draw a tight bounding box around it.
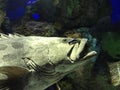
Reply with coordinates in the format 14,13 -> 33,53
68,39 -> 80,45
63,39 -> 67,42
62,38 -> 70,43
62,38 -> 81,44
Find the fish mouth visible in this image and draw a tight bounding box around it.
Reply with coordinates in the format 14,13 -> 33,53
79,42 -> 97,60
67,38 -> 97,63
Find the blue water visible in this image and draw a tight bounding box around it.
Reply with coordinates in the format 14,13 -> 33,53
6,7 -> 26,21
6,0 -> 39,21
111,0 -> 120,24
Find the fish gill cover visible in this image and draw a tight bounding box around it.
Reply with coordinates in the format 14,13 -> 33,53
6,0 -> 39,21
111,0 -> 120,24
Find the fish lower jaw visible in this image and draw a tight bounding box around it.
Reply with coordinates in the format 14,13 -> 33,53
67,51 -> 97,63
82,51 -> 97,60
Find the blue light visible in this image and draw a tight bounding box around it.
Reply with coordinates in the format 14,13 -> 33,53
32,13 -> 40,21
27,0 -> 38,5
6,0 -> 38,22
111,0 -> 120,24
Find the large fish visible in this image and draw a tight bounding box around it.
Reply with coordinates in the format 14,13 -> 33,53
0,34 -> 97,90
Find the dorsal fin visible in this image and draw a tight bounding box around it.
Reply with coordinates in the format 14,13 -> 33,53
0,66 -> 29,90
0,33 -> 8,39
13,33 -> 24,37
0,66 -> 29,79
0,33 -> 24,40
8,34 -> 14,38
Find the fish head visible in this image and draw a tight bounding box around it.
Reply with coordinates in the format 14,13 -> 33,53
23,36 -> 97,90
27,36 -> 97,74
43,37 -> 97,73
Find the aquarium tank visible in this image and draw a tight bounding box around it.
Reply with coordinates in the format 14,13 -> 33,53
0,0 -> 119,90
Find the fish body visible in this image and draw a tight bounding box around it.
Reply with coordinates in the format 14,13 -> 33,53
0,34 -> 97,90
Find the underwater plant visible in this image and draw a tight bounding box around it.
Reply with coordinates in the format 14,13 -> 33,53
102,32 -> 120,59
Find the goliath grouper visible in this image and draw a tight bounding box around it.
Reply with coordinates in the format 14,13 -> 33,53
0,33 -> 97,90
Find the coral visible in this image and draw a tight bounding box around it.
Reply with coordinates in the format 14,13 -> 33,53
56,0 -> 111,28
13,21 -> 58,36
23,0 -> 111,28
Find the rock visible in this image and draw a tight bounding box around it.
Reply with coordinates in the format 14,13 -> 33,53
23,0 -> 111,29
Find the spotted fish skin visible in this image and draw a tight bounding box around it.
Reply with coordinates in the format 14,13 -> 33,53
0,33 -> 97,90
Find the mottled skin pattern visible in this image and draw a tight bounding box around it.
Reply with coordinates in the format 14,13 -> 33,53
0,34 -> 97,90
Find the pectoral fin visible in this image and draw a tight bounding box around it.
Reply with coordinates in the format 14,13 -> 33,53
0,66 -> 29,79
0,73 -> 8,81
108,61 -> 120,86
0,66 -> 29,90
